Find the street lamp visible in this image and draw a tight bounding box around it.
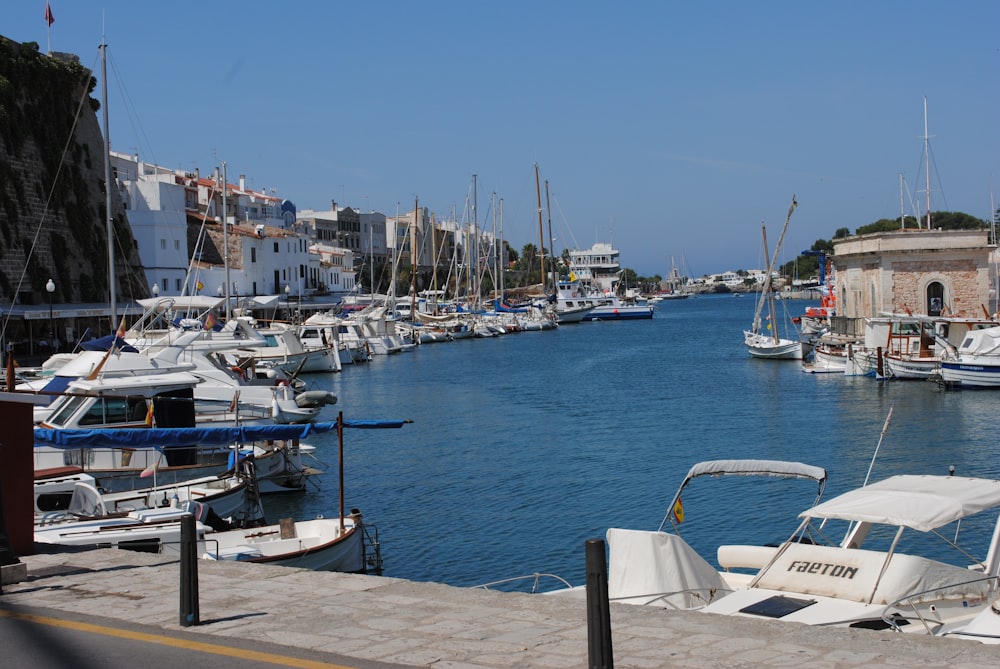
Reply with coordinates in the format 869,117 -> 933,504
152,283 -> 159,298
284,284 -> 292,323
45,278 -> 55,349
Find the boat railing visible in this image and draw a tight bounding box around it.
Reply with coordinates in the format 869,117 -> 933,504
474,572 -> 574,594
609,585 -> 736,610
881,573 -> 999,634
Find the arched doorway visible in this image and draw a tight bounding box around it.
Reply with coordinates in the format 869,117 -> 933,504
927,281 -> 945,316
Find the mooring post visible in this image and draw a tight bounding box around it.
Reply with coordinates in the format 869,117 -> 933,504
179,514 -> 200,626
585,538 -> 613,669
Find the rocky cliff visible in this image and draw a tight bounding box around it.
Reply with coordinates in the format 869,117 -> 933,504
0,36 -> 147,307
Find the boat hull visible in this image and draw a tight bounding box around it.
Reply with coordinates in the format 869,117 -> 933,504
744,332 -> 802,360
584,305 -> 654,321
939,362 -> 1000,387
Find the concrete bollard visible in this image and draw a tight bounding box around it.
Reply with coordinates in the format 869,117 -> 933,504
179,514 -> 200,626
585,538 -> 613,669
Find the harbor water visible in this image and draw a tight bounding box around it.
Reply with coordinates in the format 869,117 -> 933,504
267,294 -> 1000,589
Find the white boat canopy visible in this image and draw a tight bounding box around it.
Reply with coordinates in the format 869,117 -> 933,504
660,459 -> 827,532
801,475 -> 1000,533
682,459 -> 827,484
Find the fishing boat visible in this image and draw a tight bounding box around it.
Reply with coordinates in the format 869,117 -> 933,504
938,325 -> 1000,387
699,473 -> 1000,641
32,423 -> 332,494
33,502 -> 370,573
202,513 -> 368,572
744,197 -> 803,359
34,459 -> 264,528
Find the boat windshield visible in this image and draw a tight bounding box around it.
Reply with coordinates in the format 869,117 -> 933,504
46,395 -> 88,427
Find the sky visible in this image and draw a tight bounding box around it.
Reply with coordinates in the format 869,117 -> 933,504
7,1 -> 1000,278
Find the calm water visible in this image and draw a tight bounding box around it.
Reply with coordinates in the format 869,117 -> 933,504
267,294 -> 1000,588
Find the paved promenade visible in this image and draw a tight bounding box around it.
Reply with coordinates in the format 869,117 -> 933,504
2,548 -> 998,668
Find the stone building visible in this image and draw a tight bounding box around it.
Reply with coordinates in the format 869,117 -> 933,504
832,229 -> 994,319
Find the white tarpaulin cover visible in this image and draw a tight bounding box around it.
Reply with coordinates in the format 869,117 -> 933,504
801,475 -> 1000,532
607,528 -> 729,609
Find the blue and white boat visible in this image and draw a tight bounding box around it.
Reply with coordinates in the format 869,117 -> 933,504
939,325 -> 1000,387
550,242 -> 653,321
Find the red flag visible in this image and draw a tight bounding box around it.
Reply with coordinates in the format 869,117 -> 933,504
45,3 -> 55,27
115,316 -> 126,339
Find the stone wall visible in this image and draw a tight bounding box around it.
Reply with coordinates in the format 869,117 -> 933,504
0,37 -> 148,306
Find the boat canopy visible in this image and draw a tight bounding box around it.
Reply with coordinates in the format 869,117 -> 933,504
957,325 -> 1000,357
801,475 -> 1000,532
660,459 -> 827,532
35,419 -> 409,449
682,459 -> 827,484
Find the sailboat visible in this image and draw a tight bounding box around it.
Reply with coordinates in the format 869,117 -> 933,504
744,197 -> 803,359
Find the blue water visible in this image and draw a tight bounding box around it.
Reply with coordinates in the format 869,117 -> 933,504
266,295 -> 1000,588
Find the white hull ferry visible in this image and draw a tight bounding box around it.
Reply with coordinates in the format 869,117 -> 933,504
554,243 -> 653,321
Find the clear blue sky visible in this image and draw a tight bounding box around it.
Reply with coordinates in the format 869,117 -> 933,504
8,1 -> 1000,277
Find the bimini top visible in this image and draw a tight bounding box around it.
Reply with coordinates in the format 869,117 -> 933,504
659,459 -> 827,532
801,474 -> 1000,532
682,459 -> 827,484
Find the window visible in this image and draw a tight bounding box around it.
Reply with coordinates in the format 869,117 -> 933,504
175,278 -> 181,291
174,240 -> 180,250
274,242 -> 279,253
927,282 -> 945,316
160,239 -> 166,249
251,247 -> 257,263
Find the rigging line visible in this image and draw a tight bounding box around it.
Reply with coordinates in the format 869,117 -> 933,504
106,50 -> 158,167
0,54 -> 98,344
548,192 -> 580,251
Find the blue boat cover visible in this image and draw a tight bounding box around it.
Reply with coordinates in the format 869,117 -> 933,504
79,334 -> 139,353
35,419 -> 409,449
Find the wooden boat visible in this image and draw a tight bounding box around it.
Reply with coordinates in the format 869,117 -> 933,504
744,197 -> 803,360
203,513 -> 368,572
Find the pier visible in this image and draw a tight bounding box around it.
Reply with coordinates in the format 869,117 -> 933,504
2,548 -> 996,668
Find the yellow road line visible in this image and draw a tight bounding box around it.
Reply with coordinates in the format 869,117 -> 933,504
0,609 -> 354,669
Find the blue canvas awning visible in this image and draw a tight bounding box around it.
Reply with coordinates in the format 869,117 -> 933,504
34,419 -> 409,449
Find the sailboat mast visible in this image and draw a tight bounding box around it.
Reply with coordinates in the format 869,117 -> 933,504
498,197 -> 505,295
751,196 -> 797,333
410,197 -> 418,317
761,227 -> 779,344
100,41 -> 116,325
899,172 -> 906,229
472,174 -> 478,304
923,97 -> 932,230
535,163 -> 545,293
222,161 -> 231,321
545,179 -> 556,294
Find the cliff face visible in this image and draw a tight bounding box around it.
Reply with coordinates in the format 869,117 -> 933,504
0,36 -> 147,306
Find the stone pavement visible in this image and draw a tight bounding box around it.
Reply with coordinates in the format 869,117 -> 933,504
1,548 -> 998,668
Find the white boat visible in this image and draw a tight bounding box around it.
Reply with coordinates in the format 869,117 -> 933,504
33,504 -> 371,573
202,513 -> 368,572
938,325 -> 1000,387
595,459 -> 828,609
842,315 -> 997,380
34,462 -> 264,528
745,197 -> 802,360
552,278 -> 653,321
553,242 -> 654,321
699,473 -> 1000,641
240,322 -> 340,374
33,423 -> 331,494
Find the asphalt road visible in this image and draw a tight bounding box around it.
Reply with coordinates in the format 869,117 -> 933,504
0,606 -> 408,669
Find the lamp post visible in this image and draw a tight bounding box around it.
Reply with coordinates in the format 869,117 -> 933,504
152,283 -> 159,298
285,284 -> 292,323
45,278 -> 55,350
